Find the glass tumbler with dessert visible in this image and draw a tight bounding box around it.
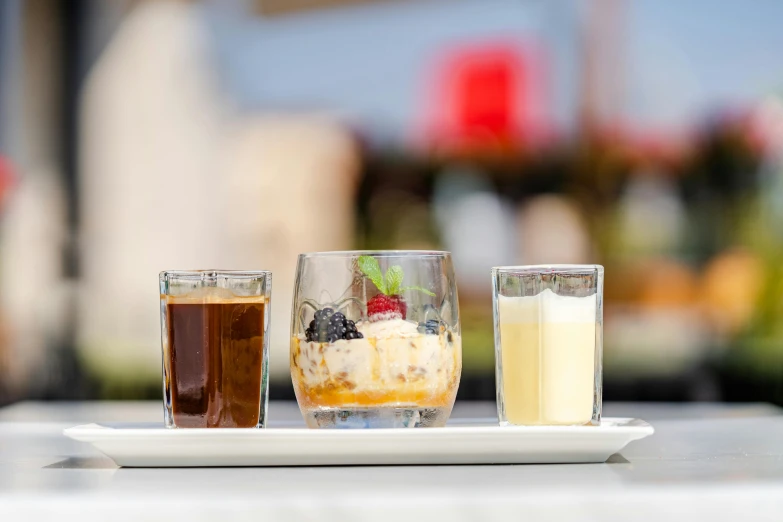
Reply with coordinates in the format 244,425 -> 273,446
290,251 -> 462,428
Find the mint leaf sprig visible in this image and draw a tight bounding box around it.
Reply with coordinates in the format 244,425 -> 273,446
357,256 -> 436,297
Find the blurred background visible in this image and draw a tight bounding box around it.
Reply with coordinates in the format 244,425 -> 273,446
2,0 -> 783,406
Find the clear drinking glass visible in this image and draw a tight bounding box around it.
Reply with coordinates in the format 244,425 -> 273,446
492,265 -> 603,426
160,270 -> 271,428
290,251 -> 462,428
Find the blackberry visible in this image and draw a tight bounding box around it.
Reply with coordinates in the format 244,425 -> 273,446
305,307 -> 364,343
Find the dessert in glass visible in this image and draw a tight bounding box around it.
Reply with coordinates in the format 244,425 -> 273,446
160,270 -> 271,428
492,265 -> 603,426
291,251 -> 462,428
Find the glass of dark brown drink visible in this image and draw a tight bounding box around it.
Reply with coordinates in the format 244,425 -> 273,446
160,270 -> 271,428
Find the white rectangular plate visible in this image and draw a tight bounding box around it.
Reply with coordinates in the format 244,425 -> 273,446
64,418 -> 652,467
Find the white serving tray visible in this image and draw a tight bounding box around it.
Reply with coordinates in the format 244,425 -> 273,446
64,418 -> 653,467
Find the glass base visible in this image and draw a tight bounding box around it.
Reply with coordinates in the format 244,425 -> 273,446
499,419 -> 598,427
302,406 -> 451,429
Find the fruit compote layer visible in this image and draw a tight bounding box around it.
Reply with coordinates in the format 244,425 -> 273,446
291,318 -> 461,409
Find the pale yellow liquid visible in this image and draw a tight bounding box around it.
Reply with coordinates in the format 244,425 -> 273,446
499,296 -> 596,425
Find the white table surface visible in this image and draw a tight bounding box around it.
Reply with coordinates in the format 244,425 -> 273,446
1,401 -> 782,521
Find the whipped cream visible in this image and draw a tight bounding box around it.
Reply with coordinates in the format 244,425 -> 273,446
357,318 -> 420,339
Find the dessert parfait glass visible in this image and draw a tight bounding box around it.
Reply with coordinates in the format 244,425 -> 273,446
290,251 -> 462,428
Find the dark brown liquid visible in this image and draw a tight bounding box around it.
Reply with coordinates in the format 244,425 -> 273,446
167,300 -> 265,428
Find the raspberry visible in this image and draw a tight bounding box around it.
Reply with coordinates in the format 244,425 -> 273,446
366,294 -> 407,322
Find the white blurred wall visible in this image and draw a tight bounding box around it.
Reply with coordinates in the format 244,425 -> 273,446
0,0 -> 69,396
79,1 -> 359,387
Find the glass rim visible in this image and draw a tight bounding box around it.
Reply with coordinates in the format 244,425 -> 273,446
159,270 -> 272,280
298,250 -> 451,259
492,264 -> 603,274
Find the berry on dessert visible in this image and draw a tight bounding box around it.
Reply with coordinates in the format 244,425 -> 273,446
367,294 -> 407,321
357,255 -> 436,322
418,319 -> 443,335
305,307 -> 364,343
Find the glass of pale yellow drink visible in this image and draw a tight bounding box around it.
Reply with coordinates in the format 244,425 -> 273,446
492,265 -> 603,426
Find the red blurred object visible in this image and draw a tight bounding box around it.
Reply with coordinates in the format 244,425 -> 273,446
419,41 -> 549,153
0,156 -> 16,211
599,122 -> 696,167
747,98 -> 783,155
454,48 -> 519,140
